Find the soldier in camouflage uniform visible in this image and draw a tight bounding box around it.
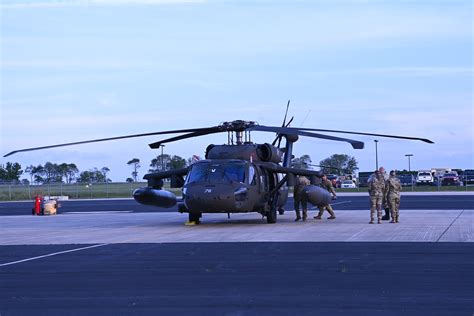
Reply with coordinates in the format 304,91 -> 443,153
314,174 -> 337,220
385,170 -> 402,223
368,170 -> 386,224
379,167 -> 391,220
294,175 -> 311,221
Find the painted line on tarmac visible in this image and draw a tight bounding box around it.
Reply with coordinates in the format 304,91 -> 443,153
0,243 -> 109,268
62,211 -> 133,214
330,201 -> 352,206
308,201 -> 352,210
436,210 -> 464,242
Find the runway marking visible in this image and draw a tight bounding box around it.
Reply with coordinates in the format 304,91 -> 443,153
309,201 -> 352,210
63,211 -> 133,214
331,201 -> 352,206
0,243 -> 109,267
436,210 -> 464,242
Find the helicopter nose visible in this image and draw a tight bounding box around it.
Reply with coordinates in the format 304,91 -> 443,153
184,184 -> 243,212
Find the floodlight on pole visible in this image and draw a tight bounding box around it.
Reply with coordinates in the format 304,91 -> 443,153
405,154 -> 413,172
374,140 -> 379,170
160,144 -> 165,171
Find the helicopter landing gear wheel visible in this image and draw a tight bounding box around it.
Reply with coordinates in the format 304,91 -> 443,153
188,212 -> 201,224
266,207 -> 277,224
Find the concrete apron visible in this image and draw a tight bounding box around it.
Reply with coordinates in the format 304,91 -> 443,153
1,209 -> 472,245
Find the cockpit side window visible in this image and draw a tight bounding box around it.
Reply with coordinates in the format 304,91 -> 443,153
186,164 -> 208,184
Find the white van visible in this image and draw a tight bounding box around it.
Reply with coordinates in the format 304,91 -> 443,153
416,170 -> 434,185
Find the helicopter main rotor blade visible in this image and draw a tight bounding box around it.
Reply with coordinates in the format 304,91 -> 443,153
296,127 -> 434,144
277,116 -> 294,147
282,100 -> 290,127
3,126 -> 219,157
148,128 -> 223,149
248,125 -> 365,149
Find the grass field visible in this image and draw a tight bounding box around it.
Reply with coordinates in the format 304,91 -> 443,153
0,182 -> 472,201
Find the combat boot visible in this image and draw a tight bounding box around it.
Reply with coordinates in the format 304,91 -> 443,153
302,210 -> 308,221
390,218 -> 395,223
395,216 -> 399,223
314,209 -> 323,219
294,210 -> 301,222
369,220 -> 374,224
377,219 -> 382,224
382,208 -> 390,220
327,209 -> 336,220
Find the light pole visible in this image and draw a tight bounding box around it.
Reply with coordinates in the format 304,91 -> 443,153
160,145 -> 165,171
374,140 -> 379,170
405,154 -> 413,172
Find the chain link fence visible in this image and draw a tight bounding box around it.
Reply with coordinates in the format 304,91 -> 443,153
0,182 -> 149,201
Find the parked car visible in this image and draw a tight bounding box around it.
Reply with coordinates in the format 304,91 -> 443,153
340,180 -> 356,188
398,175 -> 415,187
326,174 -> 338,188
441,172 -> 461,186
461,169 -> 474,185
416,171 -> 434,185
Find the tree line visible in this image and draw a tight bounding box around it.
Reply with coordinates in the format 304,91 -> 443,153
0,153 -> 358,184
0,154 -> 192,185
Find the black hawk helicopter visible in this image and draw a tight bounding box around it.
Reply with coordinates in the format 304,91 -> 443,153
4,106 -> 433,224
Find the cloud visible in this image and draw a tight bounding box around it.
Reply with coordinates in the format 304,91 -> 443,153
1,0 -> 205,9
309,67 -> 474,77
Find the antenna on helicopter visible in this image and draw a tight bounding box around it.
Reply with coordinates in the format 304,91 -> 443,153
272,100 -> 295,148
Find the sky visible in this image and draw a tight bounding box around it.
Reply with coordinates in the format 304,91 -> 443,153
1,0 -> 473,182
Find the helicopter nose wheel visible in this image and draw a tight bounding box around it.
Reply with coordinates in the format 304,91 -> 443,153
188,212 -> 201,225
266,207 -> 277,224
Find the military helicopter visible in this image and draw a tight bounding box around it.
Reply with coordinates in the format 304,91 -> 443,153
4,105 -> 433,224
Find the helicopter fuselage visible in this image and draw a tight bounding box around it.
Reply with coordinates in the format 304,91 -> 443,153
181,159 -> 288,215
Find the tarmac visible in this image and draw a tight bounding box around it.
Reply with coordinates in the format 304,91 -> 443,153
1,195 -> 473,315
0,208 -> 472,246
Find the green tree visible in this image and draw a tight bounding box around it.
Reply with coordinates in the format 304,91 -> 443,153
77,168 -> 105,184
150,154 -> 171,172
77,170 -> 94,184
127,158 -> 141,182
291,154 -> 312,169
31,164 -> 45,184
169,155 -> 187,170
0,162 -> 23,182
25,165 -> 35,183
319,154 -> 358,175
101,167 -> 111,183
64,163 -> 79,183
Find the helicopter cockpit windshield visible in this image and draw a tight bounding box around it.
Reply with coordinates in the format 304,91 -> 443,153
186,162 -> 246,184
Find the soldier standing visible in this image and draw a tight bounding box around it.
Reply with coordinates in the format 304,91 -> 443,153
385,170 -> 402,223
368,170 -> 386,224
314,174 -> 337,220
294,175 -> 311,221
378,167 -> 391,220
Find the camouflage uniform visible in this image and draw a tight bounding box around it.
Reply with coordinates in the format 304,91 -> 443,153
314,177 -> 337,220
294,176 -> 311,221
385,174 -> 402,223
369,172 -> 386,224
379,169 -> 390,220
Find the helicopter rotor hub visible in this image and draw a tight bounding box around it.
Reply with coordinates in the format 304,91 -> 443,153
219,120 -> 258,131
